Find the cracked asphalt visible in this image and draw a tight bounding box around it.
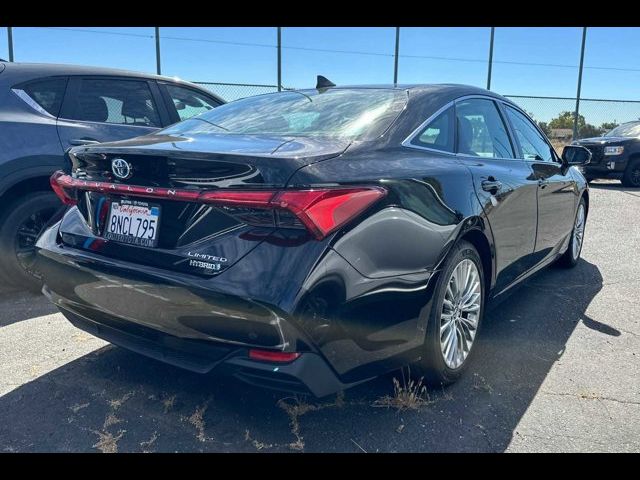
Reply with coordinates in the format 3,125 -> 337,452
1,179 -> 639,452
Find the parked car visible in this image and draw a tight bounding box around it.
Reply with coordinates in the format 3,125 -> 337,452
574,120 -> 640,186
0,61 -> 224,290
37,83 -> 591,397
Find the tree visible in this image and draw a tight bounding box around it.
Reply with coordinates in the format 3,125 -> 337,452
600,121 -> 618,133
549,111 -> 585,130
579,124 -> 602,139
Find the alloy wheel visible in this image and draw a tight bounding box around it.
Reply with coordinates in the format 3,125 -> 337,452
572,203 -> 586,261
440,258 -> 482,369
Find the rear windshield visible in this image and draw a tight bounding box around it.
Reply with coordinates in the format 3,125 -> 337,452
161,88 -> 407,141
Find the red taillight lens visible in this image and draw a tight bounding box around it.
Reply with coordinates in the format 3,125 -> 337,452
50,170 -> 77,206
249,349 -> 301,363
272,188 -> 387,239
200,190 -> 276,208
49,173 -> 387,239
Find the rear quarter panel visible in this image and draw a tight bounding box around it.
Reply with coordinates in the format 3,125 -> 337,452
289,146 -> 489,278
286,146 -> 494,381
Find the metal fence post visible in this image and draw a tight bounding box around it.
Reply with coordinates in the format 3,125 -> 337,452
393,27 -> 400,84
573,27 -> 587,140
8,27 -> 14,62
277,27 -> 282,91
486,27 -> 495,90
154,27 -> 161,75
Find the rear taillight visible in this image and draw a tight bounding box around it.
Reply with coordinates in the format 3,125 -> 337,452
249,349 -> 301,363
49,171 -> 387,239
272,188 -> 387,239
50,171 -> 77,206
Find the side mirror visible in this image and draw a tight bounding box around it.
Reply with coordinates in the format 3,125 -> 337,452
562,145 -> 591,166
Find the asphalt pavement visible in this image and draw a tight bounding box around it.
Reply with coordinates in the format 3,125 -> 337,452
0,179 -> 638,452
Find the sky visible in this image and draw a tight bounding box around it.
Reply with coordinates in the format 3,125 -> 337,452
2,27 -> 640,124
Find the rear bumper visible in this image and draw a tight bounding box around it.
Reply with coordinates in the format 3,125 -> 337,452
35,223 -> 359,397
51,299 -> 353,397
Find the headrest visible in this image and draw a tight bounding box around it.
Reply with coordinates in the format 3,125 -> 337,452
122,96 -> 153,120
77,95 -> 108,123
458,116 -> 475,154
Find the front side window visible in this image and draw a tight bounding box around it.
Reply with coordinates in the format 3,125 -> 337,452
456,99 -> 514,158
70,78 -> 160,127
15,77 -> 68,117
504,105 -> 554,162
411,106 -> 454,153
165,84 -> 220,121
161,88 -> 407,141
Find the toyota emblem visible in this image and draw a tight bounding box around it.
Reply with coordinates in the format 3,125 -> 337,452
111,158 -> 132,180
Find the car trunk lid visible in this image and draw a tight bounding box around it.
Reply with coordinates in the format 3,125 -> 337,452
54,133 -> 354,276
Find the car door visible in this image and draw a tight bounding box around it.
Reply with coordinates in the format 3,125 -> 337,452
56,76 -> 168,150
452,97 -> 538,294
502,104 -> 576,265
157,82 -> 223,125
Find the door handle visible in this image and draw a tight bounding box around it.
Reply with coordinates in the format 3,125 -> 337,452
481,178 -> 502,193
69,138 -> 100,146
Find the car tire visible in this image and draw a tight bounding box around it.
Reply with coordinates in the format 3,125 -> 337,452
415,240 -> 485,386
0,191 -> 60,292
556,197 -> 587,269
621,159 -> 640,187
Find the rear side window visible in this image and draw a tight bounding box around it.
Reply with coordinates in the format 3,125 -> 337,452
69,78 -> 161,127
456,99 -> 514,159
504,105 -> 555,162
164,84 -> 220,121
411,107 -> 455,153
15,77 -> 68,117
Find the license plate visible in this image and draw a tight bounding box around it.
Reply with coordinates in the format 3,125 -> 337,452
104,199 -> 161,247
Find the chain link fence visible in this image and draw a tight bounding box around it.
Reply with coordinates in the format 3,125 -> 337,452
505,95 -> 640,151
194,82 -> 281,102
5,27 -> 640,146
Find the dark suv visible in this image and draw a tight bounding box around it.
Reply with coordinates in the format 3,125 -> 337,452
0,61 -> 224,289
574,121 -> 640,187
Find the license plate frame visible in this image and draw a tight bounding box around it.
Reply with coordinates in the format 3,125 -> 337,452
104,199 -> 161,248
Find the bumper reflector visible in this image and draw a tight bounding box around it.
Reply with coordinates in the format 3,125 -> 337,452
249,349 -> 301,363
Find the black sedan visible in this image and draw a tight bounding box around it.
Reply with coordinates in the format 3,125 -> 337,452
37,83 -> 591,397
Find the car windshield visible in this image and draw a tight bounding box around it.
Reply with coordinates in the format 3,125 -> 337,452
605,122 -> 640,138
161,88 -> 407,141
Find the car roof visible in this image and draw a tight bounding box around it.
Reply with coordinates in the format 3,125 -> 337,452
0,61 -> 223,102
295,83 -> 514,105
1,61 -> 176,81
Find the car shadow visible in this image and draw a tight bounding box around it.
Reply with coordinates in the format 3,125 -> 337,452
0,289 -> 58,327
0,259 -> 603,452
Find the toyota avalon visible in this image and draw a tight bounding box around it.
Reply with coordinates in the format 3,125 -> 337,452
36,81 -> 591,397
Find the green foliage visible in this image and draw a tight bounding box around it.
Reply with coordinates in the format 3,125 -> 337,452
549,111 -> 585,130
547,112 -> 620,139
579,124 -> 602,139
